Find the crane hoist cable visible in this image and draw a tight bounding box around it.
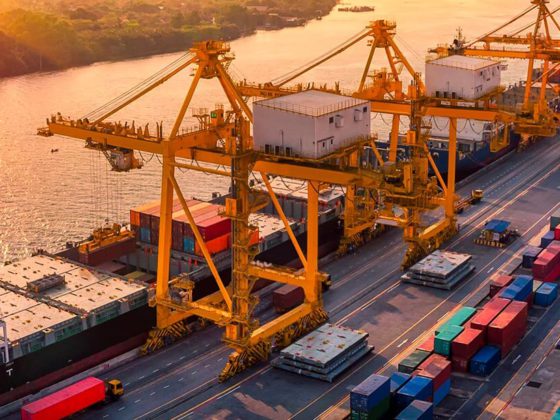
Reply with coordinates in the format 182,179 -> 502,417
269,28 -> 370,85
83,52 -> 195,121
507,5 -> 560,37
466,3 -> 539,47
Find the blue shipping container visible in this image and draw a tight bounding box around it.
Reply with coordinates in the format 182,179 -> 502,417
183,237 -> 195,253
541,231 -> 555,248
470,345 -> 501,376
395,376 -> 433,409
140,227 -> 151,244
535,282 -> 558,307
433,378 -> 451,406
522,245 -> 542,269
390,372 -> 411,394
395,400 -> 434,420
350,374 -> 391,413
500,275 -> 533,302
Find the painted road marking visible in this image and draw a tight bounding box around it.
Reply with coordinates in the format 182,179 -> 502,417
217,385 -> 240,400
152,369 -> 160,373
164,385 -> 170,389
191,370 -> 197,375
150,392 -> 156,396
179,377 -> 184,382
512,355 -> 521,365
180,355 -> 186,360
204,364 -> 210,368
118,407 -> 125,412
487,266 -> 495,273
218,358 -> 223,362
397,339 -> 408,348
125,382 -> 130,386
134,399 -> 141,404
139,376 -> 145,380
103,415 -> 109,418
167,362 -> 173,367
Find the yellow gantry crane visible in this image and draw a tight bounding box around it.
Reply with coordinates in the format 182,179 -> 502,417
430,0 -> 560,146
39,40 -> 453,380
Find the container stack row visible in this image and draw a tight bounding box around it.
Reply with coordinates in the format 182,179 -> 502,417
533,238 -> 560,282
130,199 -> 259,257
350,373 -> 434,420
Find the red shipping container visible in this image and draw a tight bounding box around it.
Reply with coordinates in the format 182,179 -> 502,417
451,328 -> 485,360
417,354 -> 451,390
533,246 -> 560,279
21,377 -> 105,420
488,301 -> 528,357
543,263 -> 560,282
489,275 -> 514,297
198,215 -> 231,242
195,233 -> 230,256
78,236 -> 136,266
555,226 -> 560,240
417,336 -> 435,353
470,297 -> 510,333
451,356 -> 469,373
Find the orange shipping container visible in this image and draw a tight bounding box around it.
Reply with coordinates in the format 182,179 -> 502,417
195,233 -> 231,256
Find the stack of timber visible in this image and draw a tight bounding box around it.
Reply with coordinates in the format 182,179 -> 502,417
401,250 -> 475,290
271,324 -> 371,382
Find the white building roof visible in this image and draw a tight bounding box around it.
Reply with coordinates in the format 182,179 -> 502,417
427,55 -> 500,71
254,90 -> 369,117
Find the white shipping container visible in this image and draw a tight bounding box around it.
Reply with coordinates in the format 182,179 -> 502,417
253,90 -> 371,159
425,55 -> 502,100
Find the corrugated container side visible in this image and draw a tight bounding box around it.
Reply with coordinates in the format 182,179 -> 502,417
390,372 -> 411,394
550,210 -> 560,230
470,297 -> 510,333
21,377 -> 105,420
398,350 -> 432,374
489,275 -> 513,297
451,328 -> 484,360
395,376 -> 433,409
488,301 -> 527,357
194,233 -> 230,256
541,231 -> 555,248
433,378 -> 451,406
273,285 -> 304,312
350,374 -> 391,413
417,354 -> 451,390
451,356 -> 469,373
434,325 -> 463,357
470,345 -> 501,376
535,282 -> 558,306
417,336 -> 434,353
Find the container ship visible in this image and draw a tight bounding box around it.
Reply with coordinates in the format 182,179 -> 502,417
0,178 -> 344,405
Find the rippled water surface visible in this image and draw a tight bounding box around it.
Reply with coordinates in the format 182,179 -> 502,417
0,0 -> 533,262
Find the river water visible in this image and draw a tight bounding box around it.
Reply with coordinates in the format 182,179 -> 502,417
0,0 -> 535,262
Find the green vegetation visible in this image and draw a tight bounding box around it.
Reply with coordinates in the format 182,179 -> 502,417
0,0 -> 336,77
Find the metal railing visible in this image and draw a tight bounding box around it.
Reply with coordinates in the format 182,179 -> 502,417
256,97 -> 367,116
0,319 -> 9,364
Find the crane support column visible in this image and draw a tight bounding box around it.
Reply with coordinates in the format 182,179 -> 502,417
446,118 -> 457,219
305,181 -> 320,304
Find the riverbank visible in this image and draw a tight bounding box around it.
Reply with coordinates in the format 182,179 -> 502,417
0,0 -> 337,78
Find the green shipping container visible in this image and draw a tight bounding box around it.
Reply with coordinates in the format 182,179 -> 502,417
435,325 -> 464,356
436,307 -> 476,335
350,396 -> 390,420
398,349 -> 432,374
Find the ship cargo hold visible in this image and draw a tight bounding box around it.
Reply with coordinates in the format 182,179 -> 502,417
0,255 -> 153,405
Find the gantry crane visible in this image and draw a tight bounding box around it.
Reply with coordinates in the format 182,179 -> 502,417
430,0 -> 560,147
235,19 -> 517,264
39,40 -> 457,380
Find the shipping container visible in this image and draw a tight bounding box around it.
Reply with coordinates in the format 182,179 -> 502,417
417,354 -> 451,390
435,307 -> 476,334
488,301 -> 528,357
555,226 -> 560,240
350,374 -> 391,414
499,275 -> 533,302
434,325 -> 463,357
139,227 -> 151,244
470,297 -> 510,333
550,210 -> 560,230
533,245 -> 560,280
489,274 -> 514,297
417,336 -> 434,353
390,372 -> 411,394
78,236 -> 136,267
522,246 -> 543,269
535,282 -> 558,306
395,400 -> 433,420
273,284 -> 304,313
21,377 -> 105,420
183,237 -> 195,254
395,376 -> 433,409
398,350 -> 432,374
451,328 -> 484,360
433,378 -> 451,406
540,231 -> 555,248
350,397 -> 390,420
194,233 -> 230,257
470,345 -> 501,376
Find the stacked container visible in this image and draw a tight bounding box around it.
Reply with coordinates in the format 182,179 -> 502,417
398,350 -> 432,374
435,307 -> 476,334
395,376 -> 433,410
540,231 -> 555,248
470,297 -> 510,337
550,210 -> 560,230
489,275 -> 513,297
522,246 -> 543,269
534,282 -> 558,306
416,354 -> 451,405
533,240 -> 560,282
498,275 -> 533,306
417,336 -> 435,353
350,374 -> 391,420
450,328 -> 484,372
487,301 -> 528,357
434,325 -> 464,357
470,345 -> 501,376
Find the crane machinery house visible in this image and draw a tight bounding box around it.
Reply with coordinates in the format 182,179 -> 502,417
253,90 -> 371,159
425,55 -> 504,100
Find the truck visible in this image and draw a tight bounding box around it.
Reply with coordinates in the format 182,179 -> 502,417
21,377 -> 123,420
455,189 -> 483,214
